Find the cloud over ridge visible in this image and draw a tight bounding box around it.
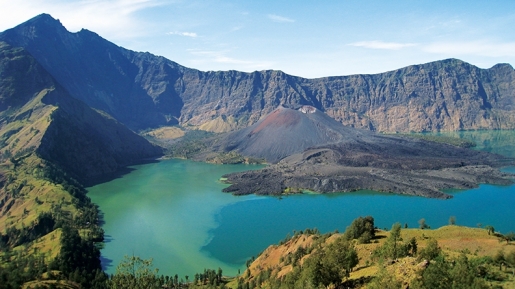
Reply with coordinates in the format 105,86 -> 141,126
349,41 -> 417,50
268,14 -> 295,23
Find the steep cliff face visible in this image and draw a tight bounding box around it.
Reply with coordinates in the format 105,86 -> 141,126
179,60 -> 515,132
1,14 -> 514,133
0,42 -> 162,182
321,60 -> 515,132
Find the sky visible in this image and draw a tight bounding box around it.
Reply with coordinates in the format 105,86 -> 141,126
0,0 -> 514,78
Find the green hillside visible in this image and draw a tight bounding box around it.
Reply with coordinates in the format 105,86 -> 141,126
0,42 -> 161,288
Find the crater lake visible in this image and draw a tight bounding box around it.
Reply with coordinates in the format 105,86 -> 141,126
88,130 -> 515,277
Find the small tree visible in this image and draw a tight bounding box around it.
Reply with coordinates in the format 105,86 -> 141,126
406,237 -> 418,256
324,237 -> 359,280
493,249 -> 505,271
110,255 -> 159,289
506,251 -> 515,276
506,232 -> 515,243
373,223 -> 407,260
411,255 -> 451,289
484,225 -> 495,235
411,254 -> 489,289
418,238 -> 440,261
448,216 -> 456,225
499,232 -> 515,244
343,216 -> 375,244
389,223 -> 402,259
418,218 -> 429,229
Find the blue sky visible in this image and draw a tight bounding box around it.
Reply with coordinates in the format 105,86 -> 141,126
1,0 -> 514,78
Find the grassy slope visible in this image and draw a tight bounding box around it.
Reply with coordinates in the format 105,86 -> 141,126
0,89 -> 77,232
0,154 -> 77,263
197,115 -> 239,133
0,89 -> 79,266
22,279 -> 80,289
235,225 -> 515,289
350,226 -> 515,288
0,155 -> 77,231
144,126 -> 185,140
0,89 -> 55,159
13,229 -> 63,261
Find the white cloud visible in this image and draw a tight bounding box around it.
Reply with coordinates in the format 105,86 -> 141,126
423,41 -> 515,58
167,31 -> 198,38
188,49 -> 249,64
187,49 -> 274,70
187,49 -> 217,56
214,56 -> 251,65
349,41 -> 418,50
267,14 -> 295,23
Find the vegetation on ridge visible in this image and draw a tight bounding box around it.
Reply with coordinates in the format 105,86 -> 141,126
0,153 -> 108,289
232,218 -> 515,289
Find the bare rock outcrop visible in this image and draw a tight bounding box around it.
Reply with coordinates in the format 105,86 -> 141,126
222,140 -> 514,199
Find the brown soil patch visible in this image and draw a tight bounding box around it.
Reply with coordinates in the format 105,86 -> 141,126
251,107 -> 300,134
248,234 -> 316,278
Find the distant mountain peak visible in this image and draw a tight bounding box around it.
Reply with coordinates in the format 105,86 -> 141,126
0,13 -> 68,44
31,13 -> 57,21
490,63 -> 514,70
22,13 -> 65,30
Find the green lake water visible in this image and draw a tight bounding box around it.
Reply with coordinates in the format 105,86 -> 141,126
88,130 -> 515,278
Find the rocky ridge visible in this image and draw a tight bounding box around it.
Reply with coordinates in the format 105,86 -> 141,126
0,14 -> 514,133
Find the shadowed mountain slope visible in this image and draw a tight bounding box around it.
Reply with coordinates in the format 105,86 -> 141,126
1,14 -> 514,132
0,42 -> 162,182
0,14 -> 184,130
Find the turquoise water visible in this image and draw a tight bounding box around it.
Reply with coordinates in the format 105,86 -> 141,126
88,161 -> 264,277
88,130 -> 515,278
